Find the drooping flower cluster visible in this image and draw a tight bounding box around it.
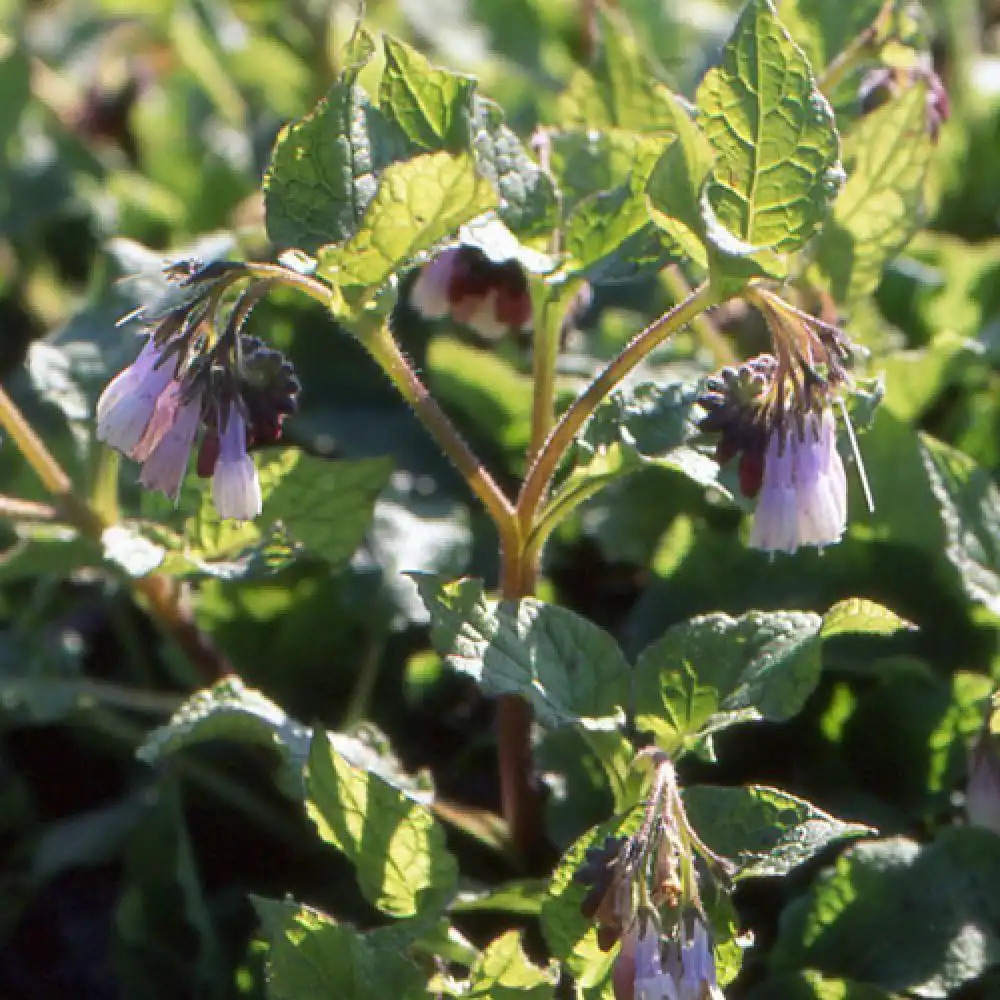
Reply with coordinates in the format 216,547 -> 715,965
966,692 -> 1000,836
859,59 -> 950,143
96,261 -> 299,521
574,754 -> 732,1000
409,244 -> 532,340
698,289 -> 863,556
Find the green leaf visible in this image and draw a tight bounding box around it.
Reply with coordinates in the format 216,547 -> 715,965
645,101 -> 715,270
317,151 -> 497,302
562,136 -> 679,282
697,0 -> 842,286
820,598 -> 915,639
305,729 -> 458,918
254,897 -> 426,1000
464,931 -> 558,999
813,85 -> 934,303
919,434 -> 1000,618
745,971 -> 900,1000
138,678 -> 431,803
185,449 -> 392,576
470,96 -> 559,237
776,0 -> 884,72
379,36 -> 475,152
138,677 -> 310,797
683,785 -> 872,879
451,879 -> 549,916
413,575 -> 630,728
263,32 -> 400,252
556,8 -> 686,133
540,809 -> 644,995
770,828 -> 1000,996
633,609 -> 825,755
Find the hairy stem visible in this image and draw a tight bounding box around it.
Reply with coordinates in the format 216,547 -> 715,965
517,281 -> 716,526
0,385 -> 230,682
363,321 -> 521,558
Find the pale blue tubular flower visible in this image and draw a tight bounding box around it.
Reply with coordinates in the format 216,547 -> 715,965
614,916 -> 679,1000
211,406 -> 262,522
749,408 -> 847,555
665,917 -> 724,1000
137,388 -> 203,501
95,336 -> 175,455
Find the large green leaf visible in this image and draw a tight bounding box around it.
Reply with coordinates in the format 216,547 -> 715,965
683,785 -> 872,879
770,829 -> 1000,996
413,575 -> 630,728
305,729 -> 457,919
317,151 -> 497,304
633,609 -> 825,754
814,85 -> 934,303
138,678 -> 432,803
263,31 -> 401,252
920,434 -> 1000,618
185,449 -> 392,576
556,8 -> 685,133
697,0 -> 842,287
254,897 -> 426,1000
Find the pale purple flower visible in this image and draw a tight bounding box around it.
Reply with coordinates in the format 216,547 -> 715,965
967,733 -> 1000,836
749,407 -> 847,555
409,249 -> 457,320
211,407 -> 261,521
138,390 -> 202,501
614,919 -> 679,1000
664,919 -> 724,1000
95,337 -> 175,455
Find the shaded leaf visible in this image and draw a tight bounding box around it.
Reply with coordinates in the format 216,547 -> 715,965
185,449 -> 392,576
633,609 -> 826,755
263,33 -> 400,252
771,829 -> 1000,997
470,96 -> 559,237
413,575 -> 630,728
683,784 -> 872,879
920,434 -> 1000,617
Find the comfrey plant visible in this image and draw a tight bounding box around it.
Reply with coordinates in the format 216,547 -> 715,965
5,0 -> 993,997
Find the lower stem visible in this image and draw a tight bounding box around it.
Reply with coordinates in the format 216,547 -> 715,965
0,385 -> 229,683
498,541 -> 544,864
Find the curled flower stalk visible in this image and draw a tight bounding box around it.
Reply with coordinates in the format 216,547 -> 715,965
698,288 -> 866,556
96,261 -> 300,520
575,754 -> 732,1000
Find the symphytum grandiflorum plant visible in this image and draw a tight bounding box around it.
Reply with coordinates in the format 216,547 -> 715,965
4,0 -> 1000,996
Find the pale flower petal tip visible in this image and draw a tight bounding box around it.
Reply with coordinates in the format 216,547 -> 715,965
749,408 -> 848,556
409,250 -> 457,319
137,396 -> 202,502
95,338 -> 175,455
211,408 -> 262,521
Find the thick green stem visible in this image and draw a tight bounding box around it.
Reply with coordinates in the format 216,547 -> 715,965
517,281 -> 716,528
0,385 -> 230,682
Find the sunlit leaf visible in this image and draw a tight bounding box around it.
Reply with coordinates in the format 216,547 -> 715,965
305,729 -> 458,918
697,0 -> 842,287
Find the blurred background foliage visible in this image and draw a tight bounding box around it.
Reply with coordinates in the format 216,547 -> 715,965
1,0 -> 1000,997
